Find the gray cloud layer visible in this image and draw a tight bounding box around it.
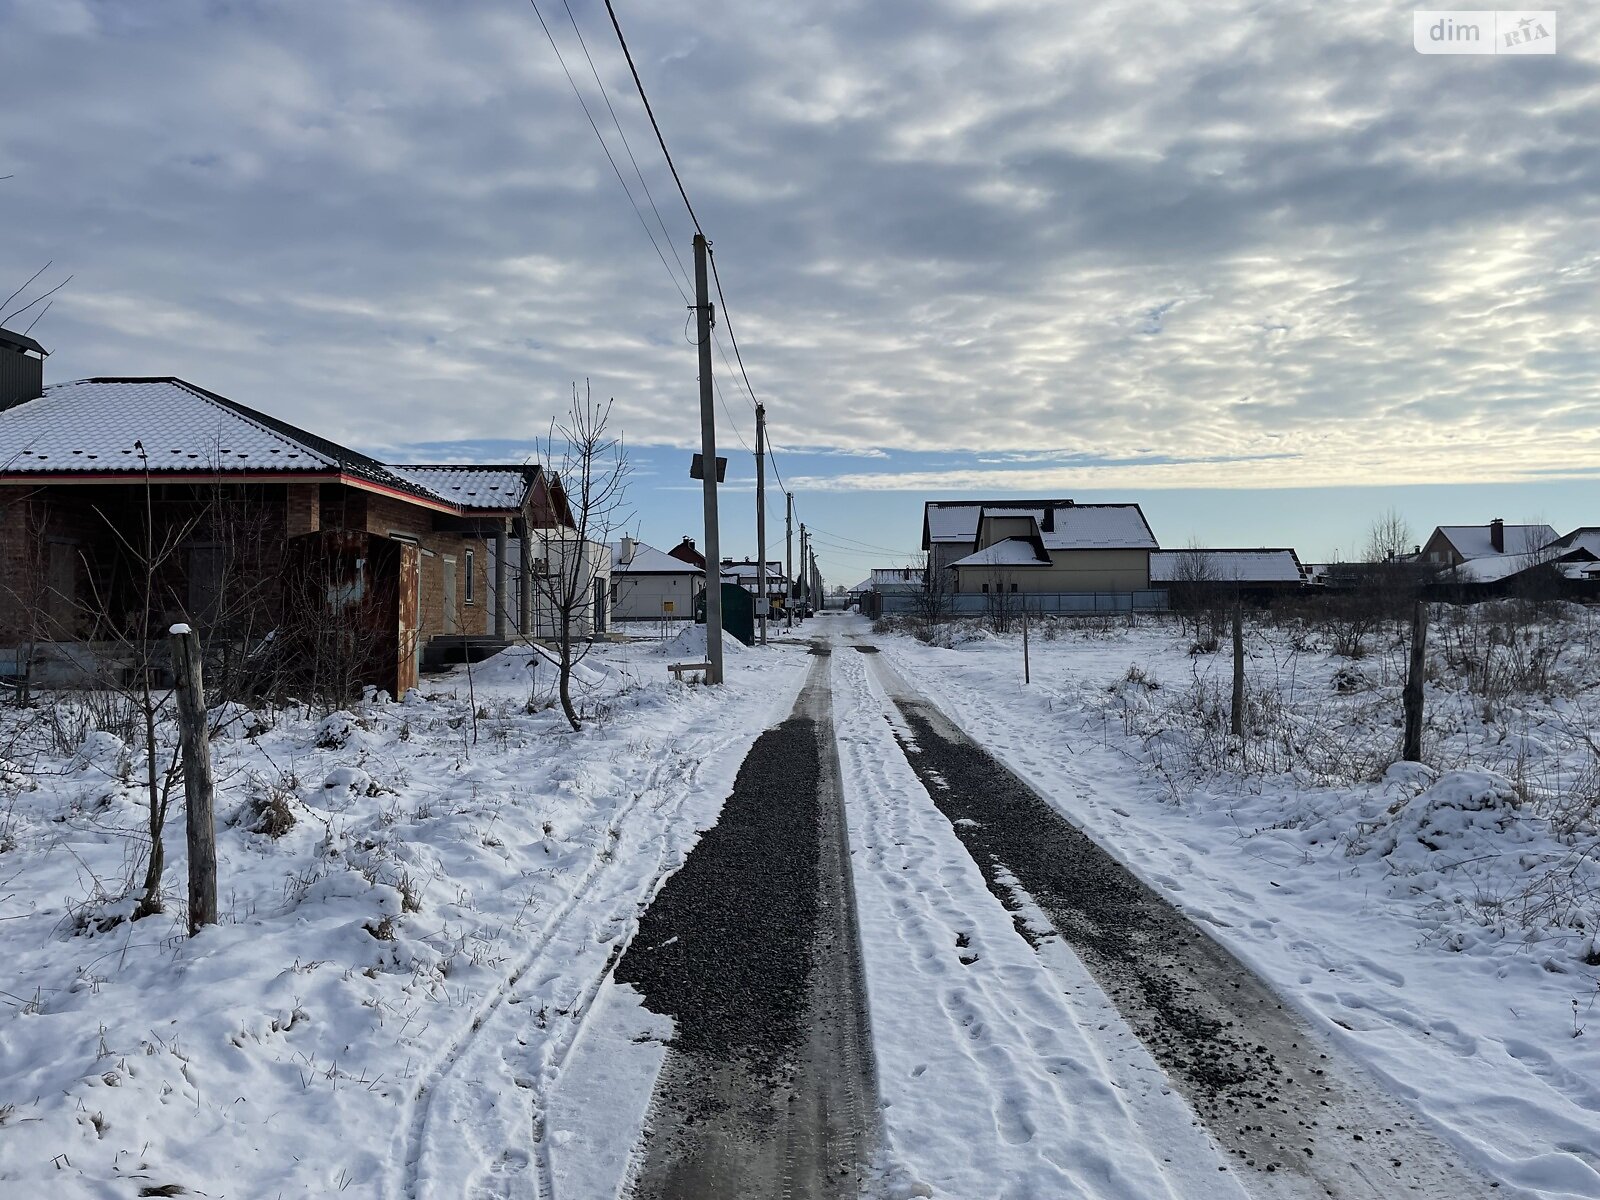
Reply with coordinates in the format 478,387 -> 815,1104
3,0 -> 1597,490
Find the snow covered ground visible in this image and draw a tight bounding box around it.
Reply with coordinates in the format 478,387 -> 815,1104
0,632 -> 811,1199
868,605 -> 1600,1199
833,644 -> 1252,1200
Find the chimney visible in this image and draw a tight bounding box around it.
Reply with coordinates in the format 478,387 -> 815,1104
0,327 -> 47,411
1042,506 -> 1056,533
1490,518 -> 1505,553
620,536 -> 637,565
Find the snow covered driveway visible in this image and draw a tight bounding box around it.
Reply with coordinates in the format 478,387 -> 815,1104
833,641 -> 1248,1200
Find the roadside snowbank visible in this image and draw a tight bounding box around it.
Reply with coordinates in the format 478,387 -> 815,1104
0,639 -> 811,1198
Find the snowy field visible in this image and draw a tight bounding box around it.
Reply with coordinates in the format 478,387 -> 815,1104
868,603 -> 1600,1199
0,628 -> 810,1199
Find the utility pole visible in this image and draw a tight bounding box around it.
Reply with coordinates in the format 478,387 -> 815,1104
785,492 -> 794,630
693,233 -> 724,683
799,523 -> 807,620
755,403 -> 768,646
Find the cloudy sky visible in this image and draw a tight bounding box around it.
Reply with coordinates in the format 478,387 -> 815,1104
3,0 -> 1597,580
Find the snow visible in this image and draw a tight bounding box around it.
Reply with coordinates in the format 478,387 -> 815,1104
1037,504 -> 1158,551
871,607 -> 1600,1198
0,637 -> 811,1199
0,378 -> 336,473
1438,524 -> 1559,561
656,622 -> 749,659
832,646 -> 1250,1198
168,623 -> 192,636
387,465 -> 532,510
609,540 -> 703,576
947,538 -> 1047,568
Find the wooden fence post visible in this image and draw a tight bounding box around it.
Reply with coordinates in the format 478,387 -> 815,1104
170,624 -> 218,935
1022,605 -> 1031,685
1230,600 -> 1245,739
1403,600 -> 1428,762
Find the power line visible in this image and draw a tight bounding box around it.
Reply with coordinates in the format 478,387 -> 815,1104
601,0 -> 704,236
806,524 -> 921,556
559,0 -> 692,294
526,0 -> 687,303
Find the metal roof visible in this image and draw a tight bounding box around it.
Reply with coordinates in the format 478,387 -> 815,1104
0,378 -> 337,474
0,327 -> 46,356
389,465 -> 537,512
0,377 -> 519,512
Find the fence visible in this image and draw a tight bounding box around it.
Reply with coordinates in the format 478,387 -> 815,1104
867,589 -> 1168,618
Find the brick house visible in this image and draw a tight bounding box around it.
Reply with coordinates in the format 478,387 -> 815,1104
0,342 -> 570,696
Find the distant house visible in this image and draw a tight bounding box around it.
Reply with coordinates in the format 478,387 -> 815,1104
667,536 -> 706,569
1427,525 -> 1600,599
1150,548 -> 1306,602
720,558 -> 788,613
0,345 -> 569,696
609,537 -> 705,621
925,499 -> 1159,595
1419,519 -> 1558,567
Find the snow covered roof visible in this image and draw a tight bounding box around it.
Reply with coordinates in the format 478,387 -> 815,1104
949,538 -> 1050,569
871,567 -> 922,584
1150,549 -> 1304,583
0,377 -> 449,507
1,378 -> 336,474
924,499 -> 1073,545
1446,553 -> 1564,584
610,540 -> 703,575
1548,528 -> 1600,559
1435,524 -> 1557,561
1038,504 -> 1158,551
389,465 -> 535,511
720,560 -> 784,582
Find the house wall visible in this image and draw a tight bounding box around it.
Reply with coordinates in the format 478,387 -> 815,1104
953,549 -> 1149,594
611,572 -> 703,621
361,492 -> 492,638
977,516 -> 1035,548
495,534 -> 611,638
928,541 -> 972,579
1420,529 -> 1462,567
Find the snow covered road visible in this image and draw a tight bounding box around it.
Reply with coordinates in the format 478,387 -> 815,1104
833,640 -> 1249,1200
844,634 -> 1498,1199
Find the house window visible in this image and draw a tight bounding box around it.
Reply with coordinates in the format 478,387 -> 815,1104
981,583 -> 989,593
465,550 -> 475,604
1010,583 -> 1018,593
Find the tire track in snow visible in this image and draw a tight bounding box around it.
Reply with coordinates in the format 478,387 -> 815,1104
833,643 -> 1244,1200
395,686 -> 807,1200
856,641 -> 1505,1200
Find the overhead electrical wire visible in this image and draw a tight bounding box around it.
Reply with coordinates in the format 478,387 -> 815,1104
558,0 -> 693,295
526,0 -> 687,304
601,0 -> 705,237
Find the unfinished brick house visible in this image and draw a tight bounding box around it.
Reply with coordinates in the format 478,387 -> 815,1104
0,331 -> 571,697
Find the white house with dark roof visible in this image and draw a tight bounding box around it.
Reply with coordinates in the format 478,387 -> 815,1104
609,537 -> 705,622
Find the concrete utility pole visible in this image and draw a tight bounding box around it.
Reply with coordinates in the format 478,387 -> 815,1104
755,403 -> 768,646
693,233 -> 724,683
785,492 -> 794,630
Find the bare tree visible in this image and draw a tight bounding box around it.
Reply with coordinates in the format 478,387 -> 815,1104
984,565 -> 1019,633
531,383 -> 631,731
1365,508 -> 1413,564
906,553 -> 951,641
